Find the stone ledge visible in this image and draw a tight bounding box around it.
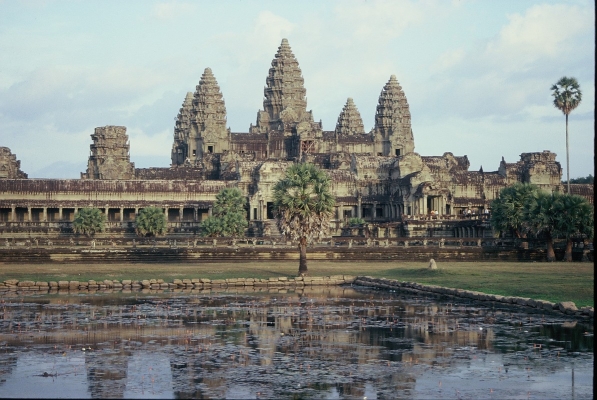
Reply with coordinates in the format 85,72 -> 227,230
353,276 -> 593,321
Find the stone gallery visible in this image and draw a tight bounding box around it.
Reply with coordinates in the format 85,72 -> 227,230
0,39 -> 591,238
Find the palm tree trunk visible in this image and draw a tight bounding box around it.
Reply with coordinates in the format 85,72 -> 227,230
298,238 -> 308,276
546,234 -> 556,262
566,113 -> 570,194
564,239 -> 573,262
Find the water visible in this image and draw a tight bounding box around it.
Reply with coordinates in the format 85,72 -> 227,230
0,286 -> 592,399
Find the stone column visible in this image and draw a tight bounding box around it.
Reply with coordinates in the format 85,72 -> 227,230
258,200 -> 263,220
357,197 -> 362,219
372,202 -> 377,219
10,205 -> 15,222
27,207 -> 32,222
194,207 -> 198,222
164,208 -> 169,220
208,206 -> 213,217
42,207 -> 47,222
120,207 -> 124,222
58,207 -> 63,221
179,207 -> 184,222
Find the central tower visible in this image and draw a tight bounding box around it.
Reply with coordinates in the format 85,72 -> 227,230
251,38 -> 314,133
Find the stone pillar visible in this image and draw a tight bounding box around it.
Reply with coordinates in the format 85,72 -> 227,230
423,195 -> 428,215
164,208 -> 169,220
208,206 -> 213,217
58,207 -> 63,221
10,205 -> 15,222
27,207 -> 31,222
258,200 -> 263,220
134,207 -> 139,216
179,207 -> 184,222
194,207 -> 198,222
372,202 -> 377,219
119,207 -> 124,222
42,207 -> 47,222
357,197 -> 362,219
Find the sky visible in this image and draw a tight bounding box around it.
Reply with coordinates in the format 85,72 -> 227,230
0,0 -> 594,179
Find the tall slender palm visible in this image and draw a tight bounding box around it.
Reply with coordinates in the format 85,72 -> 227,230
551,77 -> 582,194
273,163 -> 335,276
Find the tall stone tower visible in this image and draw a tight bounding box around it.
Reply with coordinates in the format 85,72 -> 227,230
81,126 -> 135,180
251,38 -> 314,133
0,147 -> 27,179
171,68 -> 229,166
335,98 -> 366,135
171,92 -> 194,165
373,75 -> 414,156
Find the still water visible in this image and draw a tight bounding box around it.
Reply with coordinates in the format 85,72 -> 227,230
0,286 -> 592,399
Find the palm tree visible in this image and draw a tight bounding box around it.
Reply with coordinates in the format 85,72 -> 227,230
490,183 -> 540,240
551,77 -> 582,194
273,163 -> 335,276
552,194 -> 593,262
135,207 -> 167,237
72,208 -> 106,237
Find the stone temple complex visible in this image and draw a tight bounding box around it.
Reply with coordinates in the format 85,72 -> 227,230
0,39 -> 592,239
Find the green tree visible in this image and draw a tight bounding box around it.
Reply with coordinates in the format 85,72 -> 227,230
525,191 -> 560,261
135,207 -> 167,237
551,77 -> 582,194
72,208 -> 106,237
346,217 -> 365,226
564,174 -> 594,184
201,187 -> 247,237
490,183 -> 540,239
273,163 -> 335,276
551,193 -> 593,262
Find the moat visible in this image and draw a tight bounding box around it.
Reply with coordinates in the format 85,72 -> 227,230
0,286 -> 592,399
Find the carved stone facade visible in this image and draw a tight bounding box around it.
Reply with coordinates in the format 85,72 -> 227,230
0,38 -> 589,238
81,126 -> 135,180
0,147 -> 27,179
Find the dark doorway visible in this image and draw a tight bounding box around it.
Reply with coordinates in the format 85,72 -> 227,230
266,202 -> 275,219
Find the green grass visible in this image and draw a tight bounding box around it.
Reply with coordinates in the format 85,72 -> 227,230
0,260 -> 592,308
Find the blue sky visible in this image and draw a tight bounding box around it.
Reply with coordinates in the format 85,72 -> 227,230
0,0 -> 594,179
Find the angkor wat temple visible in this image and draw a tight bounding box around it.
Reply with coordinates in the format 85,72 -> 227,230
0,39 -> 592,239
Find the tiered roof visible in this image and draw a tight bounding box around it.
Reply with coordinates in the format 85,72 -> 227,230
374,75 -> 412,138
335,98 -> 365,135
258,39 -> 308,130
193,68 -> 227,131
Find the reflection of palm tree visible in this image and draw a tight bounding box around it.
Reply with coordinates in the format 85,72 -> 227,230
551,77 -> 582,194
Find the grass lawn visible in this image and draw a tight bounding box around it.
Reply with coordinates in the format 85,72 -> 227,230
0,260 -> 592,308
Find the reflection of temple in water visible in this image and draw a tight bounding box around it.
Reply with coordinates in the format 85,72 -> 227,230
0,288 -> 591,398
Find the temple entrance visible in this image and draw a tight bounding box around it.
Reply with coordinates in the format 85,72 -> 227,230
266,202 -> 275,219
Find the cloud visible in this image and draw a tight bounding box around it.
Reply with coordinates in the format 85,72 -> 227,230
422,3 -> 594,120
333,0 -> 426,42
149,1 -> 196,20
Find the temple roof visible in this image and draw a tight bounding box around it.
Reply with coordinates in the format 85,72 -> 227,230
335,98 -> 366,135
193,67 -> 227,130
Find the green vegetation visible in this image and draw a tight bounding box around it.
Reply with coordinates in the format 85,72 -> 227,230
564,174 -> 594,184
490,183 -> 539,238
551,76 -> 582,194
0,261 -> 592,307
201,187 -> 248,237
491,184 -> 593,261
346,217 -> 366,226
135,207 -> 167,237
273,163 -> 335,276
72,208 -> 106,237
